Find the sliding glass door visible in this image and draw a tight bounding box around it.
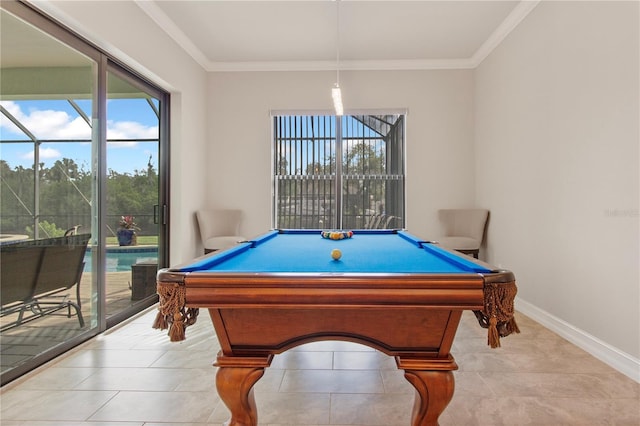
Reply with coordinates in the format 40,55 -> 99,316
105,68 -> 164,324
0,1 -> 170,385
0,5 -> 100,385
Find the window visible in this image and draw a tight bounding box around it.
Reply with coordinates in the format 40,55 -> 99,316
273,113 -> 405,230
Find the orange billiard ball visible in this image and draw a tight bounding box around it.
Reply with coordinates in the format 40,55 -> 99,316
331,248 -> 342,260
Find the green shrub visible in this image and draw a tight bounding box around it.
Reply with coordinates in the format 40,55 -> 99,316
26,220 -> 65,238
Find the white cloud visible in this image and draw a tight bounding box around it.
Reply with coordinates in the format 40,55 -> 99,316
0,101 -> 91,139
20,147 -> 62,161
0,101 -> 27,136
1,101 -> 158,143
107,120 -> 158,140
39,147 -> 63,159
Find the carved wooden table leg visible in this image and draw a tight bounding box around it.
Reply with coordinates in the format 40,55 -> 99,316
397,356 -> 457,426
215,354 -> 273,426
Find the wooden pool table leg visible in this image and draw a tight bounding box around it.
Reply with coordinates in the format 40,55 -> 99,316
397,356 -> 457,426
215,354 -> 273,426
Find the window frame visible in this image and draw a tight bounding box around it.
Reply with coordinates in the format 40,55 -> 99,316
271,111 -> 407,231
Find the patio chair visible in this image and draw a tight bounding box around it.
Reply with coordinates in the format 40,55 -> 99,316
0,245 -> 43,327
1,234 -> 89,330
31,234 -> 89,328
64,225 -> 81,236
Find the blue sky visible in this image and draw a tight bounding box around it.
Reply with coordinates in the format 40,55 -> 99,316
0,98 -> 159,174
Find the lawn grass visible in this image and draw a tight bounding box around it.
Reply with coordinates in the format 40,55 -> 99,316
106,235 -> 158,246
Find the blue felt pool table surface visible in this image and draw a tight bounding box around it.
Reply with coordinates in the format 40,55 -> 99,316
180,229 -> 491,274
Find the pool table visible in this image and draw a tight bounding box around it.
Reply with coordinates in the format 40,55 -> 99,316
155,229 -> 518,426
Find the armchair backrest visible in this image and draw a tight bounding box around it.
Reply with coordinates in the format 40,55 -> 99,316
196,209 -> 243,242
438,209 -> 489,242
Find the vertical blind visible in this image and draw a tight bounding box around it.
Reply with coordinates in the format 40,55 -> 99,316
273,114 -> 405,230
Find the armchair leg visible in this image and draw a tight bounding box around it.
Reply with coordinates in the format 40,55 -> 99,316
457,249 -> 479,259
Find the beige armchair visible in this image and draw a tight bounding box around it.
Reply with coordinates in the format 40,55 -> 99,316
437,209 -> 489,258
196,209 -> 245,254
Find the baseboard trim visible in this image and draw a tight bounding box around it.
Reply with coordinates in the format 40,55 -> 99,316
516,297 -> 639,383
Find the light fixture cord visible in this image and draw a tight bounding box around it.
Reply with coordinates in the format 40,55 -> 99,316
335,0 -> 340,86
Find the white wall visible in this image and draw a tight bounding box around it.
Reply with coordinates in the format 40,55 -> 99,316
33,0 -> 210,263
475,0 -> 639,366
207,70 -> 475,240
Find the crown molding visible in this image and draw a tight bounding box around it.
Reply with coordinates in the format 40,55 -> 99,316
133,0 -> 211,70
471,0 -> 541,67
208,58 -> 477,72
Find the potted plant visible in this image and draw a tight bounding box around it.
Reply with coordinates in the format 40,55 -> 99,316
117,215 -> 139,246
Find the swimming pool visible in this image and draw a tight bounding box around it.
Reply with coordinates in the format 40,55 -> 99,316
83,247 -> 158,272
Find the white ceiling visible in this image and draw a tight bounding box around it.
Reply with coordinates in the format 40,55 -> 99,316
2,1 -> 540,72
136,0 -> 540,72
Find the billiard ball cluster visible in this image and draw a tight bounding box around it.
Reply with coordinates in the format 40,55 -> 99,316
320,230 -> 353,240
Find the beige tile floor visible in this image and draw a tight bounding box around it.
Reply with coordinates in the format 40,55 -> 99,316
1,308 -> 638,426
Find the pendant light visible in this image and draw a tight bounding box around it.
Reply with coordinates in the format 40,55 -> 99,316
332,0 -> 343,116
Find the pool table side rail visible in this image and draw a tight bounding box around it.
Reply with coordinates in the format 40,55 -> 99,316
155,269 -> 518,347
174,273 -> 487,309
